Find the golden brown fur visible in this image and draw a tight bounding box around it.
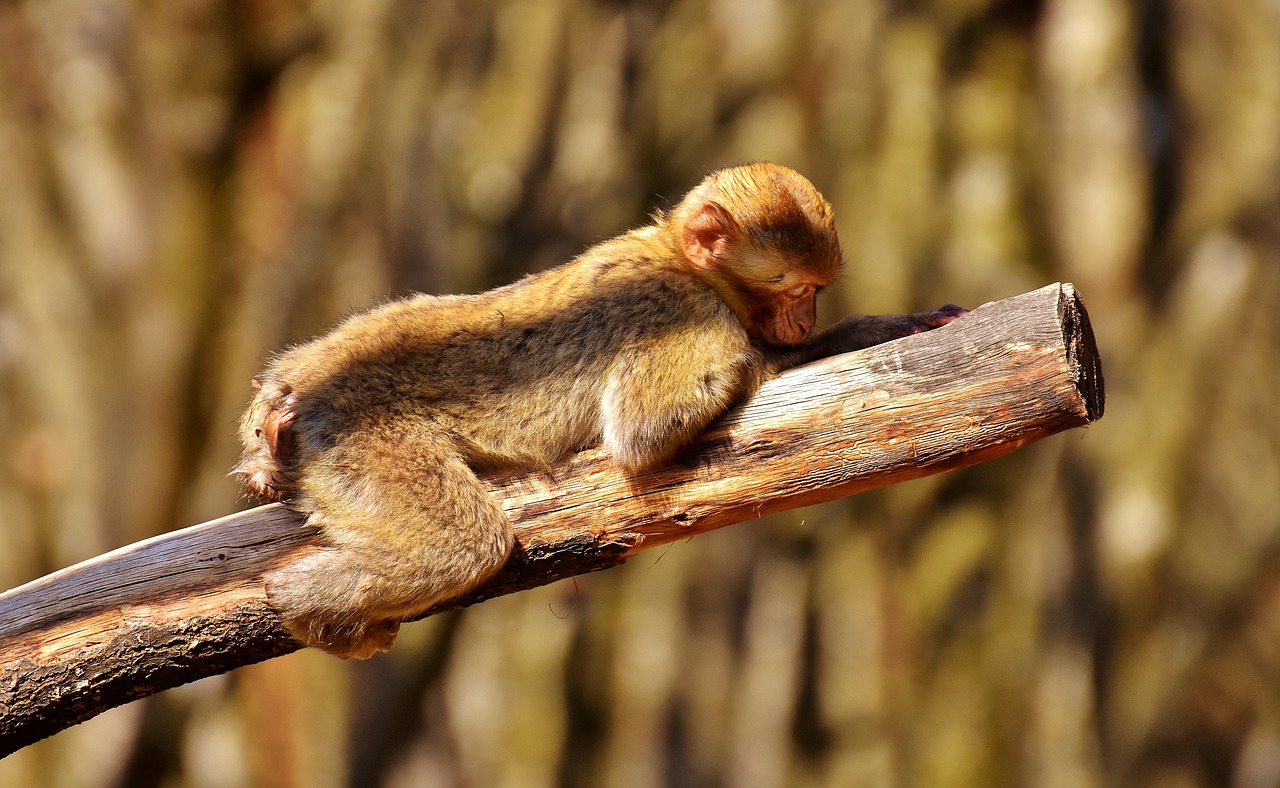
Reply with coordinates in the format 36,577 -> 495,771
236,162 -> 963,658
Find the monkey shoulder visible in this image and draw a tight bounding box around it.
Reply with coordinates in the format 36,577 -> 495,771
590,255 -> 737,320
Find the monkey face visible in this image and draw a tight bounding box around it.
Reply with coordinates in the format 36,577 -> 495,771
738,276 -> 827,346
762,282 -> 819,345
722,251 -> 832,346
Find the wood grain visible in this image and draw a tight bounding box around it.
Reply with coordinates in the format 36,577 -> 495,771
0,282 -> 1103,754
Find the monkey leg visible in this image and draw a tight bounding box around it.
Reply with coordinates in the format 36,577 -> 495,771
264,430 -> 516,659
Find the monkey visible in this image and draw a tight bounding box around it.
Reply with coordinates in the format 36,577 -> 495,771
235,162 -> 965,659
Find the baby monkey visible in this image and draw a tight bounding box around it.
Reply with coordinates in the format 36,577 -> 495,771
237,162 -> 964,658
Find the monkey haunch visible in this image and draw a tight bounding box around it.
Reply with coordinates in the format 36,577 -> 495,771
236,163 -> 964,658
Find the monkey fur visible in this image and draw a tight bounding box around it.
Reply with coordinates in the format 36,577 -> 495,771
236,162 -> 964,658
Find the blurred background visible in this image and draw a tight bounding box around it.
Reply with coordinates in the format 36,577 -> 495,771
1,0 -> 1278,785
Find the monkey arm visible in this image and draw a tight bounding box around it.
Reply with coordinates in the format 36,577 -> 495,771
600,326 -> 764,472
765,305 -> 968,373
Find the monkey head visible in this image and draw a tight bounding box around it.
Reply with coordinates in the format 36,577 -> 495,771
671,163 -> 843,347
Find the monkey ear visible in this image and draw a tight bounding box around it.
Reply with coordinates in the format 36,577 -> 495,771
681,202 -> 737,271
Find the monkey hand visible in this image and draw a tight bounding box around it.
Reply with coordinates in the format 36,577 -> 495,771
800,304 -> 969,361
906,303 -> 968,335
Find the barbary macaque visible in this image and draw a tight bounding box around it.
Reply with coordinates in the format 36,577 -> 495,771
236,162 -> 964,658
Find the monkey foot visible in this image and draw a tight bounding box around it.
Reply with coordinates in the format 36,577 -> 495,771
234,461 -> 293,502
273,608 -> 399,660
298,617 -> 401,660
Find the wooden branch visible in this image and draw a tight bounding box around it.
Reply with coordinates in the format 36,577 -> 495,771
0,282 -> 1103,754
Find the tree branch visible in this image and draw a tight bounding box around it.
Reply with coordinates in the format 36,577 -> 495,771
0,282 -> 1103,754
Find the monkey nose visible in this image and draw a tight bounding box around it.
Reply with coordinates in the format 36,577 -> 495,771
775,322 -> 810,346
